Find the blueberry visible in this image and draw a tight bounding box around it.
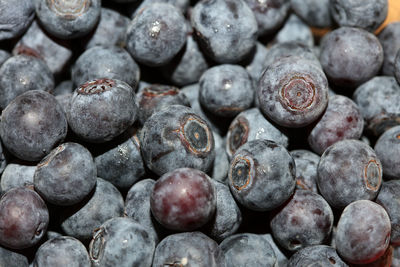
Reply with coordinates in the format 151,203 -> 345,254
395,50 -> 400,85
129,0 -> 190,18
258,56 -> 329,128
53,80 -> 74,96
126,3 -> 187,66
330,0 -> 388,32
374,126 -> 400,179
140,105 -> 215,176
220,233 -> 276,267
0,49 -> 11,66
13,20 -> 73,75
211,145 -> 230,183
335,200 -> 391,264
0,90 -> 67,161
0,245 -> 29,267
152,231 -> 226,267
271,189 -> 334,252
199,64 -> 254,118
226,108 -> 289,159
0,55 -> 54,110
34,142 -> 97,206
33,236 -> 91,267
379,22 -> 400,76
60,178 -> 124,241
191,0 -> 258,63
308,95 -> 364,155
244,42 -> 269,87
35,0 -> 101,39
228,139 -> 296,211
353,76 -> 400,136
0,187 -> 49,249
320,27 -> 383,88
318,139 -> 382,209
287,245 -> 347,267
261,234 -> 289,267
0,0 -> 34,41
273,14 -> 314,47
71,46 -> 140,89
1,163 -> 35,194
67,78 -> 137,143
290,0 -> 333,28
89,217 -> 156,267
290,149 -> 320,192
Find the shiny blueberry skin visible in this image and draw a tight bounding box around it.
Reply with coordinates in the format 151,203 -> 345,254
67,78 -> 137,143
0,55 -> 54,110
258,56 -> 329,128
290,149 -> 320,193
35,0 -> 101,39
89,217 -> 156,267
33,236 -> 91,267
150,168 -> 216,231
320,27 -> 383,88
229,139 -> 296,211
374,126 -> 400,179
34,142 -> 97,206
330,0 -> 388,32
353,76 -> 400,136
0,163 -> 35,194
72,46 -> 140,89
0,0 -> 34,41
378,22 -> 400,76
126,3 -> 187,66
376,180 -> 400,246
0,90 -> 67,162
220,233 -> 276,267
140,105 -> 215,176
317,140 -> 382,209
273,14 -> 314,47
308,95 -> 364,155
226,108 -> 289,159
287,245 -> 347,267
199,64 -> 254,118
13,20 -> 73,75
336,200 -> 391,264
0,187 -> 49,249
271,189 -> 334,252
191,0 -> 258,63
0,245 -> 29,267
152,231 -> 226,267
60,178 -> 124,241
290,0 -> 332,28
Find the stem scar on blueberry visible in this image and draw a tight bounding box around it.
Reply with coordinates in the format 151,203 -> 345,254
230,156 -> 253,191
281,75 -> 316,111
179,116 -> 212,155
364,159 -> 381,191
47,0 -> 89,18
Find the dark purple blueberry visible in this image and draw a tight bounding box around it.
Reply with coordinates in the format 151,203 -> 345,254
379,22 -> 400,76
220,233 -> 276,267
308,95 -> 364,155
199,64 -> 254,118
376,180 -> 400,246
271,189 -> 334,252
60,178 -> 124,241
0,187 -> 49,249
320,27 -> 383,88
0,0 -> 34,41
71,46 -> 140,89
140,105 -> 215,176
330,0 -> 388,32
317,140 -> 382,209
67,78 -> 137,143
273,14 -> 314,47
150,168 -> 216,231
290,0 -> 332,28
34,142 -> 97,206
287,245 -> 347,267
228,139 -> 296,211
33,236 -> 90,267
0,90 -> 67,161
242,0 -> 290,36
89,217 -> 156,267
258,56 -> 329,128
226,108 -> 289,159
0,55 -> 54,110
335,200 -> 391,264
0,245 -> 29,267
35,0 -> 101,39
125,3 -> 187,66
136,84 -> 190,124
0,163 -> 35,194
374,126 -> 400,179
152,232 -> 226,267
290,149 -> 320,192
261,234 -> 289,267
191,0 -> 258,63
12,20 -> 73,75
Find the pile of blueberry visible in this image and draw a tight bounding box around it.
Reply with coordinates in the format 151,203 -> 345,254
1,0 -> 400,266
